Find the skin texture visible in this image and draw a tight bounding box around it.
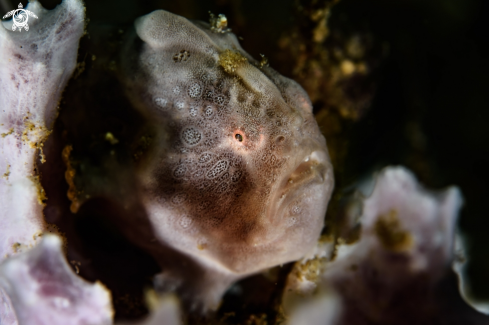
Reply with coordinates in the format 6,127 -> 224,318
0,0 -> 84,261
124,10 -> 334,271
120,9 -> 334,309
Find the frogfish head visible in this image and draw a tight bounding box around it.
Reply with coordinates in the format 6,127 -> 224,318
121,10 -> 334,275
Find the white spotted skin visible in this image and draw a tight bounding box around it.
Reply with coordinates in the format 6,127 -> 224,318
121,9 -> 334,293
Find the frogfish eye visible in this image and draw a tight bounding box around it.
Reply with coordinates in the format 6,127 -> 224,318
235,133 -> 243,142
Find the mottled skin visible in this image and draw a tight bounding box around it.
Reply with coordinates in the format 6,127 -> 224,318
121,10 -> 334,308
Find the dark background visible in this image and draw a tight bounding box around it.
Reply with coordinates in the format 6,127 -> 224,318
3,0 -> 488,304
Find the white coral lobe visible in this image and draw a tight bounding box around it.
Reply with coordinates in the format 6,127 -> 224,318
0,0 -> 84,261
0,235 -> 113,325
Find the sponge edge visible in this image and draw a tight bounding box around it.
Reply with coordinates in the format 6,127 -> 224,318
283,166 -> 485,325
327,166 -> 462,281
0,0 -> 85,262
0,234 -> 113,325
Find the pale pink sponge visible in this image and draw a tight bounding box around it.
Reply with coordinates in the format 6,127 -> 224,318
329,166 -> 461,280
0,0 -> 114,324
323,167 -> 461,322
285,167 -> 488,324
0,0 -> 84,261
0,234 -> 113,325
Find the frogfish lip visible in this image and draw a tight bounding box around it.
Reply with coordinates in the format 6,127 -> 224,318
283,149 -> 330,194
269,145 -> 331,221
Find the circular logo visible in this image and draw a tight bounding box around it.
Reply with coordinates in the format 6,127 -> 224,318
13,9 -> 28,29
2,3 -> 38,32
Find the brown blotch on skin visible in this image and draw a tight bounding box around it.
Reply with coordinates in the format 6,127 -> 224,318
374,209 -> 413,251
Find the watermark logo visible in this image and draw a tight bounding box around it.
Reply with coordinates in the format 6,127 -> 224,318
2,3 -> 38,32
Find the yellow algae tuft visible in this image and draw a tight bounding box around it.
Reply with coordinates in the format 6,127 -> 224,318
2,164 -> 10,180
311,8 -> 330,43
1,127 -> 14,138
10,235 -> 42,256
340,59 -> 355,76
295,256 -> 326,284
62,145 -> 81,213
218,49 -> 248,75
246,313 -> 267,325
11,234 -> 44,254
22,120 -> 51,163
374,209 -> 413,251
28,175 -> 48,205
12,242 -> 23,253
287,239 -> 332,295
310,1 -> 340,43
259,54 -> 269,68
105,132 -> 119,145
33,232 -> 43,241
